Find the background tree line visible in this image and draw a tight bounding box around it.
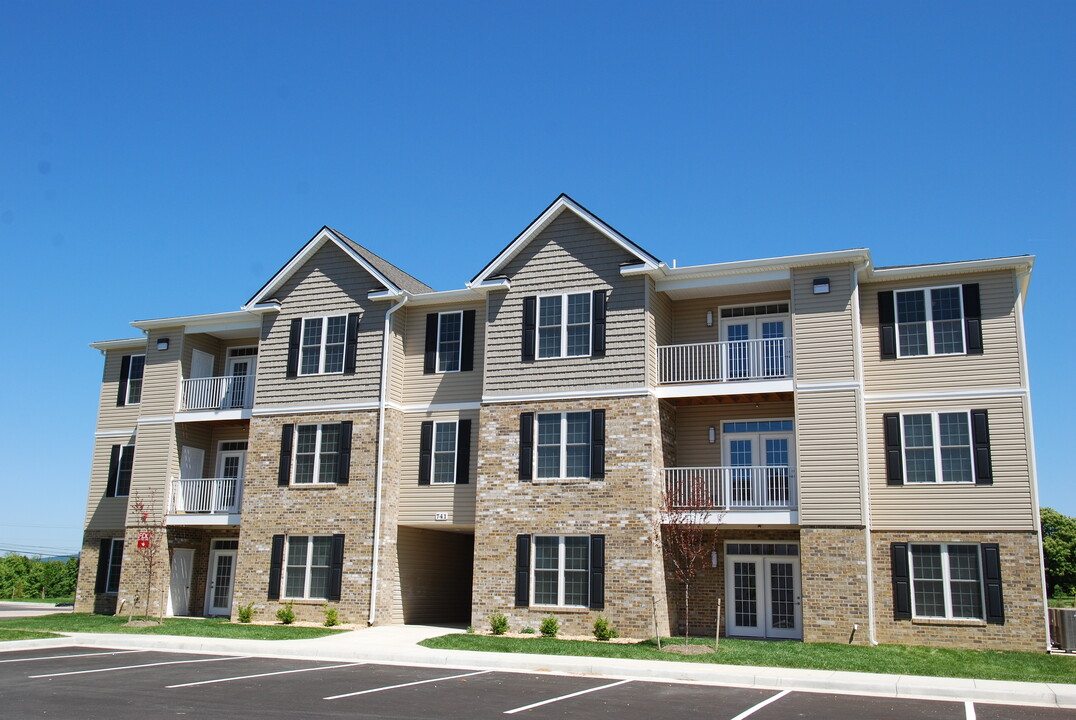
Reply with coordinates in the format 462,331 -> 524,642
0,555 -> 79,600
1042,507 -> 1076,598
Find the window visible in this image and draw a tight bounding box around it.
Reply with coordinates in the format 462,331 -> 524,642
106,444 -> 135,498
909,544 -> 983,620
105,538 -> 124,594
431,421 -> 458,484
901,412 -> 974,483
537,412 -> 591,479
533,536 -> 590,607
893,286 -> 965,357
538,293 -> 591,358
284,535 -> 332,599
123,354 -> 145,405
293,424 -> 341,484
300,316 -> 347,375
436,311 -> 463,372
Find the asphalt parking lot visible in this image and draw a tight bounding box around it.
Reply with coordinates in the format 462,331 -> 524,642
1,646 -> 1072,719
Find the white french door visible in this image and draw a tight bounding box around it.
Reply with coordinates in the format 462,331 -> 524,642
725,550 -> 802,639
719,315 -> 789,379
205,548 -> 237,616
224,350 -> 256,409
722,430 -> 795,508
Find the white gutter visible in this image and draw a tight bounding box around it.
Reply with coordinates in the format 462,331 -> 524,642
369,293 -> 409,625
850,259 -> 879,645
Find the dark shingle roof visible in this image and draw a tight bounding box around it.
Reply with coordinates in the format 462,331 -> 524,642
330,228 -> 435,294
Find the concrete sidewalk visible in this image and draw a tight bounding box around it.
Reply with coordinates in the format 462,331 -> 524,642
0,602 -> 73,619
2,625 -> 1073,709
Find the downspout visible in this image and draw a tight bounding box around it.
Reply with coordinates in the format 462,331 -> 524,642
368,293 -> 409,626
1015,267 -> 1049,651
850,260 -> 879,645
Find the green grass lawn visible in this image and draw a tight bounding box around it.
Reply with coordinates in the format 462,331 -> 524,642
420,634 -> 1076,685
0,628 -> 61,641
0,614 -> 344,641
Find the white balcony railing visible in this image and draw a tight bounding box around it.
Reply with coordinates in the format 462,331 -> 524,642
664,466 -> 797,510
658,338 -> 792,384
170,477 -> 243,515
180,375 -> 255,411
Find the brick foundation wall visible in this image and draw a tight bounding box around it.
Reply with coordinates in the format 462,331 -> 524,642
800,526 -> 872,644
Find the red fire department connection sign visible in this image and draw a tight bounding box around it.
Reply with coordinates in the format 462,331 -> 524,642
137,532 -> 150,549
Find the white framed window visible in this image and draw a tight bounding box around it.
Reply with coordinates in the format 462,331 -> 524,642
105,538 -> 124,594
115,445 -> 134,497
436,311 -> 463,373
284,535 -> 332,599
300,316 -> 347,375
900,411 -> 974,484
537,292 -> 591,359
431,421 -> 458,484
532,535 -> 590,607
909,543 -> 984,620
893,286 -> 965,357
536,412 -> 591,479
125,355 -> 146,405
293,424 -> 341,485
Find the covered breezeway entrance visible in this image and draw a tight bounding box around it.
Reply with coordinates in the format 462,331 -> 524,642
392,526 -> 473,625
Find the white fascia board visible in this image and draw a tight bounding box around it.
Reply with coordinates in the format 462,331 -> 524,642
131,310 -> 261,334
89,338 -> 148,352
652,379 -> 794,399
165,514 -> 241,527
658,248 -> 871,283
406,287 -> 488,307
469,196 -> 660,286
174,408 -> 252,423
868,255 -> 1034,283
655,268 -> 791,294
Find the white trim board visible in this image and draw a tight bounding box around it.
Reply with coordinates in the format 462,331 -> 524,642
251,401 -> 382,416
482,386 -> 650,403
95,428 -> 137,438
863,387 -> 1027,403
653,379 -> 794,399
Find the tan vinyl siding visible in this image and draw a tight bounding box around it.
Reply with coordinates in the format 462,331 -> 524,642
139,329 -> 184,416
182,334 -> 223,378
647,277 -> 673,387
669,291 -> 791,346
401,302 -> 484,406
868,395 -> 1034,530
795,389 -> 863,525
84,435 -> 134,529
861,270 -> 1022,393
126,423 -> 175,521
174,424 -> 249,478
388,310 -> 405,405
398,410 -> 478,525
792,265 -> 856,383
391,527 -> 473,624
95,347 -> 147,431
673,401 -> 797,467
254,242 -> 389,407
484,209 -> 648,396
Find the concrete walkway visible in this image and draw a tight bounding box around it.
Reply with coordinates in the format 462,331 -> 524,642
0,602 -> 73,619
2,624 -> 1073,709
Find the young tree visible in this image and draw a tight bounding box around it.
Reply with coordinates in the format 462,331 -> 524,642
127,493 -> 168,622
1042,507 -> 1076,597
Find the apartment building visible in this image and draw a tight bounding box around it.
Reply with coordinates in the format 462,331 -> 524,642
76,195 -> 1047,651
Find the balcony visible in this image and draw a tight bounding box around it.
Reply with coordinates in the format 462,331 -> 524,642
167,477 -> 243,525
178,375 -> 255,417
663,466 -> 798,523
657,337 -> 792,386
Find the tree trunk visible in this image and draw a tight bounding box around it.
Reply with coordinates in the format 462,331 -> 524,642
684,582 -> 690,645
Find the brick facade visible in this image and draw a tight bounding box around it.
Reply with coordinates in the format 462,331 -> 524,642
800,527 -> 872,644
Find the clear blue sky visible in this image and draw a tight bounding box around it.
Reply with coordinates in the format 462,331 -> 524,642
1,2 -> 1072,555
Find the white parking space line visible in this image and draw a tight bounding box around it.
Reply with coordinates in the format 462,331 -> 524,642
503,679 -> 632,715
168,662 -> 366,688
0,650 -> 147,664
728,690 -> 790,720
324,670 -> 491,700
965,700 -> 976,720
29,655 -> 249,678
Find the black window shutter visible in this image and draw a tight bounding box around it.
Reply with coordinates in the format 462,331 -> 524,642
94,538 -> 111,593
971,409 -> 993,485
963,284 -> 983,355
117,355 -> 131,406
267,535 -> 285,600
328,534 -> 346,602
590,410 -> 606,479
424,313 -> 438,374
981,543 -> 1005,624
455,419 -> 471,484
521,296 -> 537,362
890,542 -> 912,619
461,310 -> 476,372
589,534 -> 606,609
514,534 -> 531,607
418,421 -> 433,486
286,319 -> 302,378
278,424 -> 294,487
592,290 -> 607,358
878,291 -> 896,359
117,446 -> 134,496
343,313 -> 360,374
105,445 -> 121,498
519,412 -> 534,480
883,413 -> 903,485
337,421 -> 352,485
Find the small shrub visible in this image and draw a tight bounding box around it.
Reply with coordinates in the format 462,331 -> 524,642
521,626 -> 535,634
593,614 -> 618,641
489,612 -> 509,635
323,605 -> 339,627
236,602 -> 255,624
276,601 -> 295,625
465,625 -> 475,634
539,615 -> 559,638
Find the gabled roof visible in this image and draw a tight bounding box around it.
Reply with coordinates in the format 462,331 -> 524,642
244,227 -> 433,308
468,194 -> 662,286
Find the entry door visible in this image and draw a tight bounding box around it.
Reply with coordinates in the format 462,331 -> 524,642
168,548 -> 194,616
177,447 -> 206,513
720,316 -> 788,379
215,449 -> 246,512
224,352 -> 255,408
725,554 -> 802,639
205,550 -> 237,616
722,432 -> 794,508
